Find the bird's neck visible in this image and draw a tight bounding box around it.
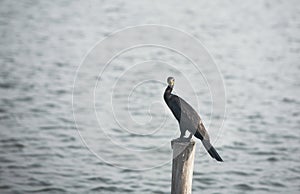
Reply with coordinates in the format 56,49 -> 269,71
164,85 -> 173,100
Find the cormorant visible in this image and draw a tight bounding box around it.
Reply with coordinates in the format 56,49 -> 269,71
164,77 -> 223,162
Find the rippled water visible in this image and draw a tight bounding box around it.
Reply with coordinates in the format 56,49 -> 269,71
1,0 -> 299,193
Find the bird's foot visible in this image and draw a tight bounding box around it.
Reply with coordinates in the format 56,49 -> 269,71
176,136 -> 193,142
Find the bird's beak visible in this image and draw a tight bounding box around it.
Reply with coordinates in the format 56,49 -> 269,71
170,80 -> 174,86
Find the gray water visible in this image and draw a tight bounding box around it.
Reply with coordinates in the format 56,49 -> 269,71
0,0 -> 300,193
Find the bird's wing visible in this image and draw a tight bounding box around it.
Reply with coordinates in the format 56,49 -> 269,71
177,97 -> 210,140
178,97 -> 201,133
197,121 -> 210,140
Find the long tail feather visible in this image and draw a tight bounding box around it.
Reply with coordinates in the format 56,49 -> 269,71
202,140 -> 223,162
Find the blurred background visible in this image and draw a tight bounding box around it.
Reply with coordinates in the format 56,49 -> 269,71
0,0 -> 299,193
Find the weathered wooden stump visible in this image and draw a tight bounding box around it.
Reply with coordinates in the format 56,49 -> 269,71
171,139 -> 196,194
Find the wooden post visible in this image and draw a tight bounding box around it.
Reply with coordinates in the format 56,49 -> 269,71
171,139 -> 196,194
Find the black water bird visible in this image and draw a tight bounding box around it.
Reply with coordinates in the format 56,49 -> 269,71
164,77 -> 223,162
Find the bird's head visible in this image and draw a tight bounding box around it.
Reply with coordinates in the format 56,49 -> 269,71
167,77 -> 175,88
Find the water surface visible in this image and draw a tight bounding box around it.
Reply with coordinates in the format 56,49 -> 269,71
0,0 -> 299,193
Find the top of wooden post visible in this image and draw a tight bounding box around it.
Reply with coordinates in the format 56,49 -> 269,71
171,138 -> 195,160
171,138 -> 195,149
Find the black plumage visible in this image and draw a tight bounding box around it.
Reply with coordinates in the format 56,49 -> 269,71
164,77 -> 223,162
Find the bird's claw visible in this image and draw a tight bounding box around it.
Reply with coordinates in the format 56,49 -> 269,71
176,137 -> 193,142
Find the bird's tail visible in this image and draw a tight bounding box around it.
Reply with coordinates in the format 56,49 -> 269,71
202,140 -> 223,162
